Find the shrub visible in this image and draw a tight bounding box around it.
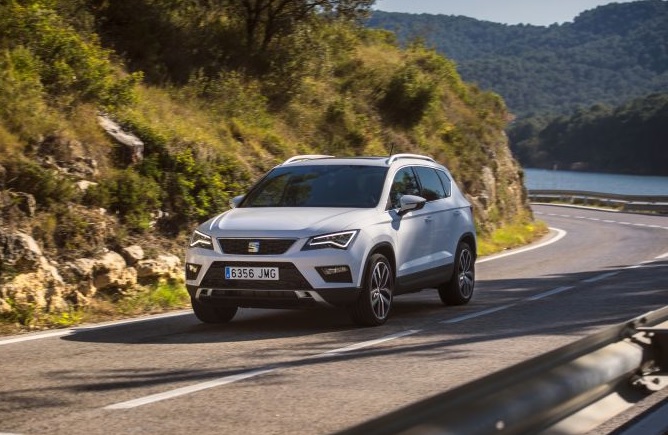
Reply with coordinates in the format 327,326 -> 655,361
0,1 -> 140,109
0,47 -> 55,142
380,64 -> 437,127
85,169 -> 161,233
4,157 -> 77,208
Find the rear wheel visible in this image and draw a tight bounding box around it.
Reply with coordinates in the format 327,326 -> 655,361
438,241 -> 475,305
191,297 -> 238,323
350,253 -> 394,326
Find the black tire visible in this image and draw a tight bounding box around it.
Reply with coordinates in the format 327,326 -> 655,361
350,253 -> 394,326
191,297 -> 238,323
438,241 -> 475,305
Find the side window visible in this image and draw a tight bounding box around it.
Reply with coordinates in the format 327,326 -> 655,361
436,170 -> 452,198
389,167 -> 420,209
414,167 -> 446,201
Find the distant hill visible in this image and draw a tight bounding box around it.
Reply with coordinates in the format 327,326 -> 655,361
509,93 -> 668,175
368,0 -> 668,117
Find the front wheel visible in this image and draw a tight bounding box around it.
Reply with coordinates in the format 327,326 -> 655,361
438,242 -> 475,305
350,253 -> 394,326
191,297 -> 238,323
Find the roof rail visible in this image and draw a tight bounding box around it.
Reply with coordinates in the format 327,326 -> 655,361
282,155 -> 334,165
387,154 -> 436,164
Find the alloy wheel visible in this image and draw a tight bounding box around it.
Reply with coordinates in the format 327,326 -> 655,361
370,260 -> 392,320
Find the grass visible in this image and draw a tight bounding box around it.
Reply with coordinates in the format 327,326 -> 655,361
115,281 -> 190,316
477,220 -> 549,257
0,281 -> 190,336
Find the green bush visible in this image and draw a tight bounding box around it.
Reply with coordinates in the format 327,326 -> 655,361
85,169 -> 161,233
4,157 -> 77,207
0,1 -> 140,109
0,47 -> 55,142
160,147 -> 250,227
380,64 -> 437,127
180,70 -> 271,127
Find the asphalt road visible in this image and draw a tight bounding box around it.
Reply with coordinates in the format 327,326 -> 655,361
1,204 -> 667,435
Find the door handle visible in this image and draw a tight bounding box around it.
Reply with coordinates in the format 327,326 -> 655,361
425,216 -> 433,222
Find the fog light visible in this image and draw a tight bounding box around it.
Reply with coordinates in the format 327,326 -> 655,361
185,263 -> 202,280
316,265 -> 352,283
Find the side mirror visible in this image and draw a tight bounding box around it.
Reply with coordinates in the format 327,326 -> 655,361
230,195 -> 245,208
398,195 -> 426,216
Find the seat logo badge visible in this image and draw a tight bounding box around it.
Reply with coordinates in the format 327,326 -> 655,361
248,241 -> 260,253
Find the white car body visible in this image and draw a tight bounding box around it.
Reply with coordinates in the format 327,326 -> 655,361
185,154 -> 476,326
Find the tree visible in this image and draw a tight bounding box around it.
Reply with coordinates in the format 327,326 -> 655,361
219,0 -> 374,53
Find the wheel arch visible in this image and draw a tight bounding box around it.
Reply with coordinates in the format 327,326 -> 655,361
365,242 -> 396,279
459,232 -> 477,260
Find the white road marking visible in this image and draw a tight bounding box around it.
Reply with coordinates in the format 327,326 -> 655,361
582,272 -> 620,283
103,330 -> 423,410
440,304 -> 516,324
527,286 -> 575,301
0,329 -> 74,346
321,329 -> 421,355
0,311 -> 190,346
104,368 -> 276,410
534,209 -> 668,231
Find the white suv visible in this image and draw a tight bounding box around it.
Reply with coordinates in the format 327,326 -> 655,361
185,154 -> 476,326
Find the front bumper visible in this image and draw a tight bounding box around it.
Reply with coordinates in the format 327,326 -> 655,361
186,284 -> 361,308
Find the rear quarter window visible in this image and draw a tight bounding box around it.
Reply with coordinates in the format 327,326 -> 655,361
436,170 -> 452,197
414,166 -> 447,201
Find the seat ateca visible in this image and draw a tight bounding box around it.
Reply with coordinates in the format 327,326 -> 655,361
185,154 -> 476,326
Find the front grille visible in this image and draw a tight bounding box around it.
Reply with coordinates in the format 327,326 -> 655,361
218,238 -> 297,255
200,261 -> 312,290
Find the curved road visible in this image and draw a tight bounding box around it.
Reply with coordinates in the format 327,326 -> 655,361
1,204 -> 667,435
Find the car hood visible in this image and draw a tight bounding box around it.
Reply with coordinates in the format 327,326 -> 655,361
200,207 -> 376,237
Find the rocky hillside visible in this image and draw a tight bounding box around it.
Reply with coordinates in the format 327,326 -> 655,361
0,0 -> 532,329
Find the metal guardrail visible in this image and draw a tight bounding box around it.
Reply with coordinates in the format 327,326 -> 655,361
528,190 -> 668,213
337,306 -> 668,435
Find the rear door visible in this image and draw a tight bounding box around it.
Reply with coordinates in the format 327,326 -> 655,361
413,166 -> 457,270
389,166 -> 438,280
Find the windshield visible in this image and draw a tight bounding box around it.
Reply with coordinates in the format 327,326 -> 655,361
241,165 -> 388,208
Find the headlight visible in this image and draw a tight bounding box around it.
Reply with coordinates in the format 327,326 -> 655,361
189,230 -> 214,250
303,230 -> 358,250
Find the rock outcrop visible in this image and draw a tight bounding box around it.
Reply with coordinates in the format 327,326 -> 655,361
0,229 -> 183,317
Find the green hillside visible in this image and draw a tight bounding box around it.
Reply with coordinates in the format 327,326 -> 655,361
510,93 -> 668,175
368,1 -> 668,117
0,0 -> 536,329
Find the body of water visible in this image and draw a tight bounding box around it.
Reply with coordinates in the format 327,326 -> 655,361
523,168 -> 668,196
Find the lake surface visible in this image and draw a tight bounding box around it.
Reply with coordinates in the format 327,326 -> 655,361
523,168 -> 668,196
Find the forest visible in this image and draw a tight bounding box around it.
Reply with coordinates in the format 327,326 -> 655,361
368,1 -> 668,175
368,1 -> 668,117
509,94 -> 668,175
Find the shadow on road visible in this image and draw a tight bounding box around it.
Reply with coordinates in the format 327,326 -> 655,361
61,261 -> 667,347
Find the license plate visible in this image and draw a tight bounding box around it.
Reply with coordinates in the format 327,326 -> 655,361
225,266 -> 279,280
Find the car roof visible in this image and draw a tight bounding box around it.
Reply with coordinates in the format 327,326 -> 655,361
280,154 -> 444,169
